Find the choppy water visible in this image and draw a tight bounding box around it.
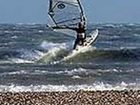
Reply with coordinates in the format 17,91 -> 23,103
0,23 -> 140,92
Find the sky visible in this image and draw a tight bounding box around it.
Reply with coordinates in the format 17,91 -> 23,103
0,0 -> 139,24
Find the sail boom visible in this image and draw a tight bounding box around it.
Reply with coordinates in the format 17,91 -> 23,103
56,17 -> 81,24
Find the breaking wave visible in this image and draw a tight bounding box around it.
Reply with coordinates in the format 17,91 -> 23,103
3,46 -> 140,64
0,82 -> 139,92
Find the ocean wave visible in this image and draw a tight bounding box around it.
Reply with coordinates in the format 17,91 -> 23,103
0,68 -> 87,76
1,47 -> 140,64
62,46 -> 95,61
8,50 -> 44,64
0,67 -> 126,77
10,58 -> 34,64
19,47 -> 140,64
1,24 -> 140,64
0,70 -> 47,76
46,68 -> 88,76
40,41 -> 68,50
0,82 -> 139,92
37,41 -> 70,64
1,70 -> 28,76
60,48 -> 140,64
2,41 -> 68,64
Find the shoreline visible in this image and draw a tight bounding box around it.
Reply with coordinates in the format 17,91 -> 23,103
0,90 -> 139,105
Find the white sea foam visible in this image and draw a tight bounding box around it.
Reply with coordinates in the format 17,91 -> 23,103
38,41 -> 70,64
7,41 -> 95,64
0,70 -> 47,76
0,82 -> 139,92
4,31 -> 11,33
39,47 -> 64,64
11,35 -> 18,39
0,68 -> 87,76
47,68 -> 87,75
71,75 -> 81,79
64,68 -> 87,75
9,41 -> 69,64
20,50 -> 44,60
40,41 -> 67,50
38,30 -> 43,33
97,69 -> 123,73
32,68 -> 87,75
10,58 -> 34,64
104,24 -> 117,28
10,49 -> 44,64
0,68 -> 133,77
1,70 -> 28,76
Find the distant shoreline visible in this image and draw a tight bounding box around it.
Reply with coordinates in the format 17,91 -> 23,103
0,90 -> 139,105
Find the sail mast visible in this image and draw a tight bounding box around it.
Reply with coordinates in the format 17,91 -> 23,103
77,0 -> 86,26
49,0 -> 52,12
77,0 -> 84,17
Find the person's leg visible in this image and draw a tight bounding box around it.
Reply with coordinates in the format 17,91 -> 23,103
79,38 -> 85,46
73,37 -> 85,49
79,39 -> 82,45
79,33 -> 86,46
73,39 -> 78,49
82,38 -> 84,45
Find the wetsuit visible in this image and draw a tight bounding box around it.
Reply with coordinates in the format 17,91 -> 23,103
73,26 -> 86,49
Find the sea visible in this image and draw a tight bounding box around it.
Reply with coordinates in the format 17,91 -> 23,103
0,23 -> 140,92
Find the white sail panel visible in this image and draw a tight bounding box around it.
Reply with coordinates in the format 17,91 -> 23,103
48,0 -> 85,28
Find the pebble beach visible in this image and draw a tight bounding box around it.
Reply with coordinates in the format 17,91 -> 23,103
0,90 -> 140,105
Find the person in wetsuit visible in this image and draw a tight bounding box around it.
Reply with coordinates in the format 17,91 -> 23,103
51,18 -> 86,49
73,22 -> 86,49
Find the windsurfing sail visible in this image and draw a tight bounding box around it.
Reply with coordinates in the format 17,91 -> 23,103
48,0 -> 86,29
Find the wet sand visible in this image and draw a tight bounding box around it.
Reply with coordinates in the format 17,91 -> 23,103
0,90 -> 140,105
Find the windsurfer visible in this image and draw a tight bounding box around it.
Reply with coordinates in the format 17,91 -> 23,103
73,21 -> 86,49
51,21 -> 86,49
66,21 -> 86,49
